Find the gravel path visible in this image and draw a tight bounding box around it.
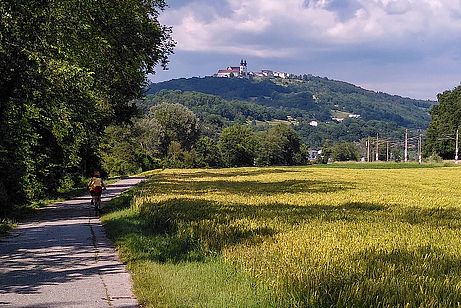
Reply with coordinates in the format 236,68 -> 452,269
0,177 -> 144,308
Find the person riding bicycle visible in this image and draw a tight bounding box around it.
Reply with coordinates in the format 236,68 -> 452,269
88,170 -> 106,206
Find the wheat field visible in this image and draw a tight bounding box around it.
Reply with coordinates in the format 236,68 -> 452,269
104,165 -> 461,307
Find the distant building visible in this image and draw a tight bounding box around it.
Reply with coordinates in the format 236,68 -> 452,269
215,59 -> 248,78
309,120 -> 318,127
274,71 -> 289,79
261,70 -> 274,77
214,61 -> 292,80
309,149 -> 321,161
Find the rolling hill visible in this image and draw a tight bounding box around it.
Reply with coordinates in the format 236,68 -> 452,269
144,75 -> 437,146
146,75 -> 436,128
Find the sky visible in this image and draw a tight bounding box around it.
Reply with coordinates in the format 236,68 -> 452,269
150,0 -> 461,100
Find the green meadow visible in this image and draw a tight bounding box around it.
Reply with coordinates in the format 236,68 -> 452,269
102,164 -> 461,307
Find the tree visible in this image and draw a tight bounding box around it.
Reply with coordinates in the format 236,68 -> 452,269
256,124 -> 302,166
218,124 -> 258,167
134,117 -> 165,159
101,125 -> 144,176
149,103 -> 199,155
0,0 -> 174,209
193,136 -> 222,167
331,142 -> 360,162
424,86 -> 461,159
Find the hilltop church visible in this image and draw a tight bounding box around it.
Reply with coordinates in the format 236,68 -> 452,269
215,59 -> 248,78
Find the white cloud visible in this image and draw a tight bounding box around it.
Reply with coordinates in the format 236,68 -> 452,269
156,0 -> 461,99
162,0 -> 461,56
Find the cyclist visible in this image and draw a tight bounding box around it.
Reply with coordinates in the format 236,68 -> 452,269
88,170 -> 106,213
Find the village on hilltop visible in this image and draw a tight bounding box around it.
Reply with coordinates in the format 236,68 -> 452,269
214,59 -> 290,79
213,59 -> 361,125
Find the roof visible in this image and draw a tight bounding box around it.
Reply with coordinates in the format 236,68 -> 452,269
218,68 -> 240,74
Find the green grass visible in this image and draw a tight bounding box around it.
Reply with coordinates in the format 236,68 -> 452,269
102,185 -> 274,307
0,218 -> 14,237
102,166 -> 461,307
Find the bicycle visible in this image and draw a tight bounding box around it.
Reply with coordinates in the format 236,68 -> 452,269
88,171 -> 106,216
90,186 -> 105,215
93,193 -> 102,215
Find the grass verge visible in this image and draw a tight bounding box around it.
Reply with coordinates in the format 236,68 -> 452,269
101,182 -> 273,307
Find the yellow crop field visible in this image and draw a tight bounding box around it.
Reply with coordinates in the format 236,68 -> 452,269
105,165 -> 461,307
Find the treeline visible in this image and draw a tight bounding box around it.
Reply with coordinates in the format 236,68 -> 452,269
0,0 -> 173,212
139,90 -> 407,148
102,103 -> 309,175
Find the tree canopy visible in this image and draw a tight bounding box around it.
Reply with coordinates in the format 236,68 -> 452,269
424,86 -> 461,159
0,0 -> 174,210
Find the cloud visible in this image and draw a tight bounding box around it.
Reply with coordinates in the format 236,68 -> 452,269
156,0 -> 461,99
162,0 -> 461,54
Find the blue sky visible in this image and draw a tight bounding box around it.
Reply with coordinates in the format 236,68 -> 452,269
151,0 -> 461,100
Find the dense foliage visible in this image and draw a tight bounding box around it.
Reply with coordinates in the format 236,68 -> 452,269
0,0 -> 174,211
331,142 -> 361,162
218,125 -> 259,167
424,85 -> 461,159
139,90 -> 410,149
101,105 -> 309,175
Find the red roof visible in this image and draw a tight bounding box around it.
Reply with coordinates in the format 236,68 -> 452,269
218,68 -> 239,73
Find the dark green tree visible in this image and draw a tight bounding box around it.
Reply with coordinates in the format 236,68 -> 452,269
425,86 -> 461,159
331,142 -> 360,162
149,103 -> 199,155
218,124 -> 258,167
101,125 -> 145,176
193,136 -> 222,167
256,124 -> 302,166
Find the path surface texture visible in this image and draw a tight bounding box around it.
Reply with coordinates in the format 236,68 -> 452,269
0,177 -> 144,308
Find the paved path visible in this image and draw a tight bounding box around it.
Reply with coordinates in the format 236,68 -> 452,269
0,177 -> 145,308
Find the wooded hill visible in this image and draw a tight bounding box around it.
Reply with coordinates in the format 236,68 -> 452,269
147,76 -> 435,128
144,76 -> 436,146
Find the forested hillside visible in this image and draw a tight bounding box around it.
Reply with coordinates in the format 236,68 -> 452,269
147,76 -> 436,128
142,75 -> 435,147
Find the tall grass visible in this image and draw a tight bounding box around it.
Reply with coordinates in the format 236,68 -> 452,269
102,166 -> 461,307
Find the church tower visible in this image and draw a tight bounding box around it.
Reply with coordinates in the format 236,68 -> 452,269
240,59 -> 248,77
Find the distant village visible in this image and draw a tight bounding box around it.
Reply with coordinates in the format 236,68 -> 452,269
214,59 -> 290,79
213,59 -> 361,123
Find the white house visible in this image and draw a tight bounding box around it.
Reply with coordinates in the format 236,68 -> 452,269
261,70 -> 274,77
309,149 -> 322,161
274,71 -> 289,79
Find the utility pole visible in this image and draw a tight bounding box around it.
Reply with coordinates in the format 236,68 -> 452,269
404,129 -> 408,163
367,136 -> 370,162
386,141 -> 389,162
418,133 -> 422,164
455,128 -> 459,164
375,133 -> 379,161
